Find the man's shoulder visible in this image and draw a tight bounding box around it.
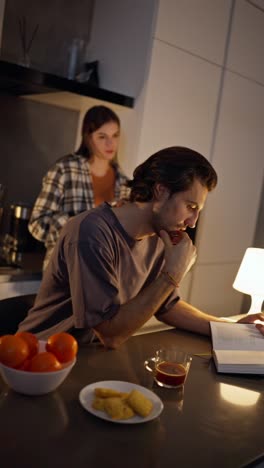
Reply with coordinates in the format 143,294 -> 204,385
59,204 -> 118,252
80,204 -> 115,232
63,204 -> 113,235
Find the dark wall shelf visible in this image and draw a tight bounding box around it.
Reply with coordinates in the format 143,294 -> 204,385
0,60 -> 134,108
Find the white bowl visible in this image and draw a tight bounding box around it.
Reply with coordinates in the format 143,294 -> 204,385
0,340 -> 76,396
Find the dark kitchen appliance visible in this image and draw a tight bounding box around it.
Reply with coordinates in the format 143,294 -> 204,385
8,203 -> 33,252
0,184 -> 6,230
0,202 -> 39,268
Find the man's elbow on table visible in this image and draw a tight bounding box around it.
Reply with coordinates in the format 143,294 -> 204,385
93,325 -> 128,350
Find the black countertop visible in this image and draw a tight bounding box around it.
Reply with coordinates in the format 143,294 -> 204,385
0,328 -> 263,468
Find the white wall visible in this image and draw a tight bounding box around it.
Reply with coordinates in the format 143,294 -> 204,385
135,0 -> 264,316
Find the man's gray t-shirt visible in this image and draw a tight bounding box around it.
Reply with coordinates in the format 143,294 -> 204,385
19,203 -> 179,341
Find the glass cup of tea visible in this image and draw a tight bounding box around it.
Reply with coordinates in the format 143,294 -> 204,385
144,349 -> 192,388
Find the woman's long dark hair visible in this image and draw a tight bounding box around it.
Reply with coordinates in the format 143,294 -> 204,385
76,105 -> 120,158
127,146 -> 218,202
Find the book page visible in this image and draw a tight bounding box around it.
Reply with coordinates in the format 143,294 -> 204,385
214,350 -> 264,365
210,322 -> 264,351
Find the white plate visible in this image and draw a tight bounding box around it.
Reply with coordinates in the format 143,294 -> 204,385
79,380 -> 164,424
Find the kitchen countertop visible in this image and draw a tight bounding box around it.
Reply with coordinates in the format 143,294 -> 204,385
0,251 -> 44,283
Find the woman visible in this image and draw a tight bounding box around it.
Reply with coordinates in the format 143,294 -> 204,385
28,105 -> 130,270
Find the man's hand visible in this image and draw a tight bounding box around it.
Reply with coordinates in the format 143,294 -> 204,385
237,312 -> 264,336
159,230 -> 197,284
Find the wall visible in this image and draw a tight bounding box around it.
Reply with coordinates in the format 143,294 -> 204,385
241,180 -> 264,313
253,181 -> 264,249
0,95 -> 79,207
135,0 -> 264,315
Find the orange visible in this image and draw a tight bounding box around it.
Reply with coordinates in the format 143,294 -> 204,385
15,331 -> 39,359
0,335 -> 29,368
17,358 -> 31,371
46,332 -> 78,363
28,352 -> 62,372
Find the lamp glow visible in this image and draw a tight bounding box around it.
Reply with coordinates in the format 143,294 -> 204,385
220,383 -> 260,407
233,248 -> 264,315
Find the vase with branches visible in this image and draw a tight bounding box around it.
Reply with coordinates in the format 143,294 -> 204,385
18,16 -> 39,67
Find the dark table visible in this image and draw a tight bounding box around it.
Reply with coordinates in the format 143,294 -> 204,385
1,328 -> 263,468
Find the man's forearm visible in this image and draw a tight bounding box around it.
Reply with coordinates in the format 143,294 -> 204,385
93,273 -> 175,348
161,301 -> 264,337
160,299 -> 226,336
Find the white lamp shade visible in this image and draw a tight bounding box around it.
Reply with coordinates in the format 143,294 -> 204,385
233,248 -> 264,296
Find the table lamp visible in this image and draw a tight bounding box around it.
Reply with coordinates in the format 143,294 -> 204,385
233,247 -> 264,315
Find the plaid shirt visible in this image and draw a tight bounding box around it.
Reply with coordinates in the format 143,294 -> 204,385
29,153 -> 130,268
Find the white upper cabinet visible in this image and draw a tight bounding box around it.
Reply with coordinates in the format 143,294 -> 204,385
196,70 -> 264,264
137,39 -> 221,161
89,0 -> 158,98
227,0 -> 264,84
155,0 -> 232,65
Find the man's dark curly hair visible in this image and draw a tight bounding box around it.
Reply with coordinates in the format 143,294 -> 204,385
127,146 -> 217,202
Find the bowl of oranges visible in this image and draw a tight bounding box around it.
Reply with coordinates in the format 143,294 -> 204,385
0,332 -> 78,395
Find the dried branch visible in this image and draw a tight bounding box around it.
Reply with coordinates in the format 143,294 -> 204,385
18,16 -> 39,55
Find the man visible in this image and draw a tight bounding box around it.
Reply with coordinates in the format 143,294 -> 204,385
19,147 -> 264,347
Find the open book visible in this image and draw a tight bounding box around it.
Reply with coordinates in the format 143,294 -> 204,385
210,322 -> 264,374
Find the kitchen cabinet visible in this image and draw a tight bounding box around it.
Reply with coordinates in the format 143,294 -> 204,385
0,60 -> 134,109
0,0 -> 136,109
0,1 -> 158,108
